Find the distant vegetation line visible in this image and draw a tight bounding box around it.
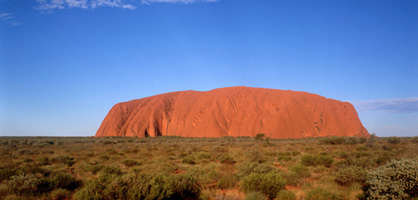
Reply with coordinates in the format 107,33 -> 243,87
0,135 -> 417,199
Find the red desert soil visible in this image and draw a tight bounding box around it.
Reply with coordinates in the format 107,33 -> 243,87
96,86 -> 369,138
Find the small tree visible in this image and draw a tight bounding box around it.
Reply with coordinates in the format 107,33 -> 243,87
255,133 -> 265,142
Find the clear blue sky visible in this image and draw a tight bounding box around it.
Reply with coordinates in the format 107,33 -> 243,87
1,0 -> 417,137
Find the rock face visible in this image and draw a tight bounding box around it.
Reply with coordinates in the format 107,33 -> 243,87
96,87 -> 369,138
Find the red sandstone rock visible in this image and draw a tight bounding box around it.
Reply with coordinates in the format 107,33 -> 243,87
95,87 -> 369,138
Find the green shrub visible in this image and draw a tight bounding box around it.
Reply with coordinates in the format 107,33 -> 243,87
244,191 -> 267,200
5,174 -> 38,196
411,137 -> 418,144
217,154 -> 236,164
305,188 -> 344,200
182,157 -> 196,165
290,165 -> 310,178
37,157 -> 51,166
75,174 -> 126,200
101,165 -> 122,175
127,174 -> 199,200
197,153 -> 212,160
19,165 -> 50,176
319,137 -> 346,145
277,155 -> 292,162
76,173 -> 199,200
362,157 -> 418,199
37,177 -> 55,193
345,137 -> 361,145
50,189 -> 72,200
255,133 -> 265,142
245,149 -> 266,163
237,162 -> 277,178
318,155 -> 334,167
334,166 -> 367,186
301,155 -> 334,167
53,173 -> 81,191
122,159 -> 138,168
387,137 -> 401,144
51,156 -> 75,167
276,190 -> 297,200
216,174 -> 238,189
301,155 -> 317,166
0,165 -> 16,181
281,172 -> 300,186
241,173 -> 286,199
87,164 -> 104,175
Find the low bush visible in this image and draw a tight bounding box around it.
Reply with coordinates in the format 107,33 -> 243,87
244,191 -> 267,200
76,173 -> 199,200
50,189 -> 72,200
122,159 -> 138,168
53,173 -> 81,191
216,174 -> 238,189
101,166 -> 122,175
411,137 -> 418,144
241,173 -> 286,199
362,157 -> 418,199
75,174 -> 126,200
334,166 -> 367,185
216,154 -> 236,164
0,165 -> 16,181
245,149 -> 266,163
5,174 -> 39,196
301,155 -> 333,167
305,188 -> 344,200
19,165 -> 50,176
319,137 -> 346,145
281,172 -> 300,186
387,137 -> 401,144
237,162 -> 277,178
196,153 -> 212,160
182,157 -> 196,165
289,165 -> 310,178
276,190 -> 296,200
37,157 -> 51,166
51,156 -> 75,167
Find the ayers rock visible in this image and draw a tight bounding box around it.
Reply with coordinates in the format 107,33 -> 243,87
96,87 -> 369,138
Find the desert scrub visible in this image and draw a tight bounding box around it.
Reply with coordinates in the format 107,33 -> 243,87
196,152 -> 212,160
182,157 -> 196,165
334,166 -> 367,186
52,173 -> 81,191
216,154 -> 236,164
277,152 -> 293,162
289,164 -> 310,178
244,191 -> 267,200
216,174 -> 239,189
319,136 -> 346,145
411,136 -> 418,144
276,190 -> 297,200
76,173 -> 199,200
51,156 -> 76,167
100,165 -> 122,175
362,157 -> 418,199
386,136 -> 401,144
241,173 -> 286,199
122,159 -> 139,168
301,155 -> 334,167
237,162 -> 277,178
50,188 -> 72,200
5,174 -> 39,196
245,149 -> 266,163
305,188 -> 344,200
